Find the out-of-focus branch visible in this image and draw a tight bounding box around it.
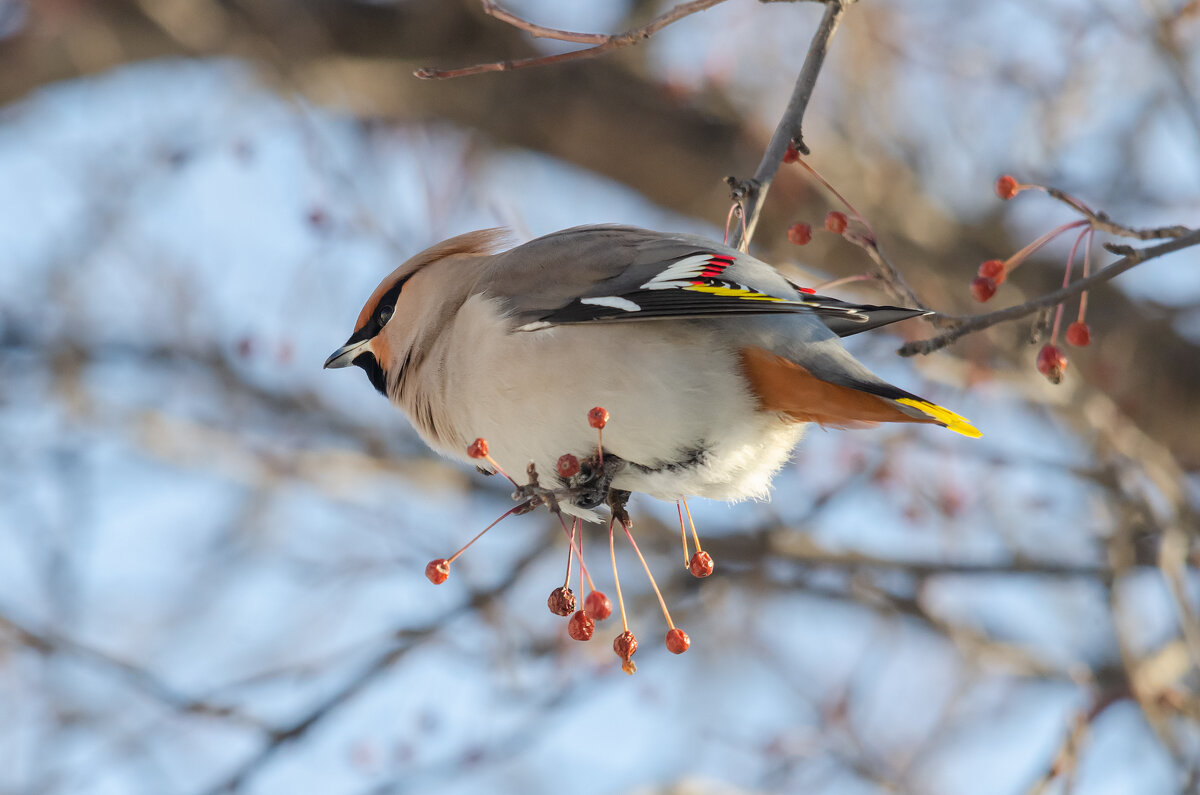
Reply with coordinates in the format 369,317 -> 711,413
0,610 -> 264,729
197,542 -> 546,795
898,228 -> 1200,356
725,0 -> 851,250
414,0 -> 729,79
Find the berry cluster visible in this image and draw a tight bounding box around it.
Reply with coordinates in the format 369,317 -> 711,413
973,175 -> 1095,383
424,406 -> 713,674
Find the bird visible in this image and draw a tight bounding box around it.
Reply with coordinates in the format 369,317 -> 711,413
325,225 -> 978,517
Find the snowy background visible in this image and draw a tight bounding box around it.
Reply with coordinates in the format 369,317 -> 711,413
2,1 -> 1199,793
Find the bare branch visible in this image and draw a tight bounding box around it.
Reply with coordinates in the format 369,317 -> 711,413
414,0 -> 730,80
725,0 -> 851,250
897,228 -> 1200,357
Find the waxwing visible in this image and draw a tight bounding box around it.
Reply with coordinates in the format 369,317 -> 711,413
325,225 -> 978,516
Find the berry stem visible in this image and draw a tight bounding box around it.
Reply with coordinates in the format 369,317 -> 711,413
1078,229 -> 1094,323
795,158 -> 873,237
608,516 -> 630,633
1052,227 -> 1090,343
812,273 -> 875,293
1003,220 -> 1089,275
482,452 -> 520,489
562,517 -> 575,589
621,519 -> 676,631
446,501 -> 533,564
577,518 -> 587,605
676,500 -> 690,567
556,512 -> 597,592
681,498 -> 703,560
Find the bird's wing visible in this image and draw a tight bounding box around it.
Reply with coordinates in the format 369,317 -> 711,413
477,225 -> 922,334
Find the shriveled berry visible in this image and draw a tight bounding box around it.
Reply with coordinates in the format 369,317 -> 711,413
614,630 -> 638,673
689,550 -> 714,578
547,586 -> 576,616
970,276 -> 997,303
787,222 -> 812,246
1066,321 -> 1091,347
995,175 -> 1020,200
585,590 -> 614,624
585,590 -> 612,621
782,141 -> 800,164
587,406 -> 609,429
425,558 -> 450,584
665,628 -> 690,654
568,610 -> 595,641
1036,344 -> 1068,384
467,438 -> 489,459
556,454 -> 580,479
825,211 -> 848,235
978,259 -> 1006,283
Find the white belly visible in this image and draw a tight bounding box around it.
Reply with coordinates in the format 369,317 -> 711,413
419,296 -> 806,505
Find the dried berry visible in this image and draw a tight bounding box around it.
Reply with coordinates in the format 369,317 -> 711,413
970,276 -> 997,303
978,259 -> 1006,283
587,406 -> 609,429
467,438 -> 489,459
995,175 -> 1020,200
665,628 -> 690,654
547,586 -> 576,616
825,211 -> 848,235
614,630 -> 638,674
1036,344 -> 1068,384
689,550 -> 714,578
556,454 -> 580,479
568,610 -> 595,641
425,558 -> 450,585
787,222 -> 812,246
1066,321 -> 1091,347
585,590 -> 612,621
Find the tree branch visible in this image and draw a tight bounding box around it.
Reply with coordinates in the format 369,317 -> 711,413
898,228 -> 1200,357
725,0 -> 851,250
414,0 -> 730,80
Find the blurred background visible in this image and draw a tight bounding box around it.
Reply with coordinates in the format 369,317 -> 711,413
2,1 -> 1199,793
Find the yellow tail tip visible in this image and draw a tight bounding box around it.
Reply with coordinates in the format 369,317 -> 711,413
896,398 -> 982,438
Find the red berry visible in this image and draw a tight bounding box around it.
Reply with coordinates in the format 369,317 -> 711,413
585,590 -> 612,621
556,454 -> 580,479
978,259 -> 1006,283
689,550 -> 714,578
995,175 -> 1020,200
970,276 -> 997,303
587,406 -> 609,430
467,438 -> 489,459
614,630 -> 638,674
1066,321 -> 1091,347
825,211 -> 848,235
568,610 -> 595,641
547,586 -> 576,616
665,628 -> 690,654
1036,344 -> 1068,384
782,142 -> 800,164
787,223 -> 812,246
425,558 -> 450,584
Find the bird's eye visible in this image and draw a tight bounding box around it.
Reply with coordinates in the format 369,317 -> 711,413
377,304 -> 394,325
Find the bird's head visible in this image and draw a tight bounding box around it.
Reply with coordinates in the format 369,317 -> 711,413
324,228 -> 510,397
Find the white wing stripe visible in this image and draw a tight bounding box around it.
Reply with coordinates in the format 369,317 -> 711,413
580,296 -> 641,312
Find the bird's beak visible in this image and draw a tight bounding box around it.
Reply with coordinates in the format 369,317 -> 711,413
324,339 -> 369,369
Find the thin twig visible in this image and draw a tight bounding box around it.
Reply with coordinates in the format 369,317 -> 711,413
1044,187 -> 1191,240
897,228 -> 1200,357
726,0 -> 851,250
414,0 -> 729,80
